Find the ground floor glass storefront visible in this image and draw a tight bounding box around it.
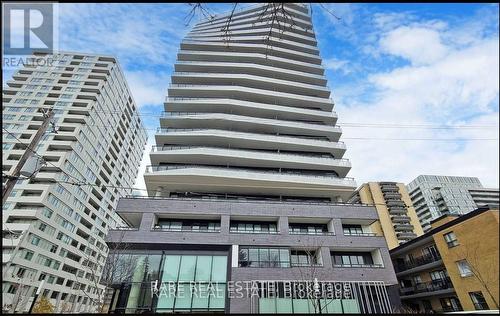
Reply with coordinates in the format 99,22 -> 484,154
107,252 -> 393,314
110,253 -> 227,313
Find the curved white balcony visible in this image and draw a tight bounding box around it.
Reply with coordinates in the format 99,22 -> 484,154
185,28 -> 319,56
144,164 -> 356,201
187,28 -> 319,49
194,7 -> 312,34
164,98 -> 337,124
154,128 -> 346,156
3,222 -> 31,232
195,3 -> 311,28
181,40 -> 321,65
150,146 -> 351,176
193,22 -> 315,46
171,72 -> 329,98
168,84 -> 333,111
159,113 -> 341,140
175,61 -> 326,86
178,50 -> 324,75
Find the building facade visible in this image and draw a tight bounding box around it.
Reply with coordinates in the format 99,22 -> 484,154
407,175 -> 499,232
146,2 -> 356,202
390,205 -> 499,313
349,182 -> 424,250
2,52 -> 147,312
104,3 -> 400,314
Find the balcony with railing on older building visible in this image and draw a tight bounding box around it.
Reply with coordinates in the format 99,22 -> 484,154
394,252 -> 443,274
391,215 -> 412,224
399,277 -> 455,299
393,223 -> 415,232
389,207 -> 408,216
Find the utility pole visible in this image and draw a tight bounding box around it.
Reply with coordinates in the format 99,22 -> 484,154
28,280 -> 45,313
2,109 -> 54,205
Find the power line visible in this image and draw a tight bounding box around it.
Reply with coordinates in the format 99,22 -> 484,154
2,127 -> 147,193
342,137 -> 498,141
4,105 -> 499,130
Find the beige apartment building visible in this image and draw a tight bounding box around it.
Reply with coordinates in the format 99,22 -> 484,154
349,182 -> 424,249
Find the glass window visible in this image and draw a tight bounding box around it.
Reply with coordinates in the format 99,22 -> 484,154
332,252 -> 375,267
456,260 -> 473,277
209,284 -> 225,309
178,256 -> 196,281
469,292 -> 488,310
195,256 -> 212,281
211,256 -> 227,282
174,283 -> 191,310
444,232 -> 459,248
343,224 -> 364,235
230,221 -> 278,233
239,247 -> 290,268
155,254 -> 227,312
162,255 -> 181,282
191,283 -> 209,309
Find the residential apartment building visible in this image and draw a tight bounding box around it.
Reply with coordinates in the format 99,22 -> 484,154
407,175 -> 499,232
2,52 -> 147,313
390,204 -> 499,313
104,3 -> 400,314
349,182 -> 424,250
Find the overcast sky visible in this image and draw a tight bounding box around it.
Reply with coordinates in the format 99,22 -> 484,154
3,3 -> 499,192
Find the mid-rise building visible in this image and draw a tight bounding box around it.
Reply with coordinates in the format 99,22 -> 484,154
104,4 -> 400,314
349,182 -> 424,250
407,175 -> 499,232
2,51 -> 147,312
390,204 -> 499,313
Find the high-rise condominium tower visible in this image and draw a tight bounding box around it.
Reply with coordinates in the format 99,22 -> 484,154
2,52 -> 147,313
146,5 -> 356,202
105,4 -> 400,314
407,175 -> 499,232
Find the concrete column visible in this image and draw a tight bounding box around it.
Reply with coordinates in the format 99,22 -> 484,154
327,219 -> 336,235
139,213 -> 155,231
319,246 -> 332,268
220,215 -> 230,234
331,219 -> 344,236
278,216 -> 288,234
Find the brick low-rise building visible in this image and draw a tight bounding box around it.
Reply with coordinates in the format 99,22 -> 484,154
390,204 -> 499,313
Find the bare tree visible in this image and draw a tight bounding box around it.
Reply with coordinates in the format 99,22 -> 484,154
184,3 -> 341,56
456,245 -> 499,309
292,237 -> 342,314
64,229 -> 137,313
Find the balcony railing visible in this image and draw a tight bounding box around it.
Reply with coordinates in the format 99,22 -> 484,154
333,263 -> 383,268
162,111 -> 331,126
389,208 -> 408,215
343,232 -> 377,237
229,228 -> 279,234
110,227 -> 139,231
394,253 -> 442,273
150,145 -> 349,163
391,215 -> 411,223
156,127 -> 337,141
289,231 -> 335,236
152,227 -> 221,233
171,72 -> 328,88
123,195 -> 376,208
393,224 -> 414,231
399,277 -> 453,296
145,164 -> 354,181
